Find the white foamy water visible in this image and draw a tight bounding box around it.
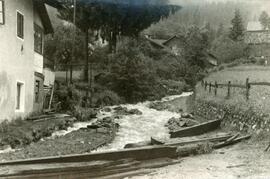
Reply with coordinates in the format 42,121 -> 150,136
96,92 -> 193,151
161,92 -> 193,102
49,111 -> 111,139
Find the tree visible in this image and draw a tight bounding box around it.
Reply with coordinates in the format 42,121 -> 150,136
184,26 -> 210,68
229,9 -> 244,41
216,23 -> 224,37
109,39 -> 158,103
58,0 -> 181,82
204,22 -> 215,42
259,11 -> 270,30
211,35 -> 248,63
44,25 -> 84,83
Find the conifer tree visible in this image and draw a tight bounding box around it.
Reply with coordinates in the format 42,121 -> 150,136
229,9 -> 244,41
259,11 -> 270,30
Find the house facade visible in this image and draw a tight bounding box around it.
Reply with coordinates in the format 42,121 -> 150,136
245,21 -> 270,59
0,0 -> 54,121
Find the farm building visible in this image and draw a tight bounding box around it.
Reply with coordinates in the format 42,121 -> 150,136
244,21 -> 270,59
0,0 -> 56,121
145,35 -> 218,67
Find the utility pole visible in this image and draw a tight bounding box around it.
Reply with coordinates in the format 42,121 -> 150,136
70,0 -> 76,84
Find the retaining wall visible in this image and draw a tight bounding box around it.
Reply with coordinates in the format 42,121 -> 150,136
193,99 -> 270,132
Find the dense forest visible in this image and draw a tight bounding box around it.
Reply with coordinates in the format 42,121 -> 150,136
144,0 -> 261,39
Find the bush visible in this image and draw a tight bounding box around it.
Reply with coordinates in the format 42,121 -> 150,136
93,90 -> 123,107
211,35 -> 248,63
160,79 -> 188,94
72,106 -> 97,121
218,65 -> 225,71
54,84 -> 81,111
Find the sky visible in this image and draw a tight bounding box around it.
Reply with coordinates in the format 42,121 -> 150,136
170,0 -> 270,20
170,0 -> 270,9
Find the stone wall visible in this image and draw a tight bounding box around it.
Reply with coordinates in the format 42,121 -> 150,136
193,99 -> 270,132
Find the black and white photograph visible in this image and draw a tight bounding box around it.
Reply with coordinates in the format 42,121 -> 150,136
0,0 -> 270,178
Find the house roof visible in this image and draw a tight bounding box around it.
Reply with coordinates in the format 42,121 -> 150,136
145,35 -> 167,48
247,21 -> 268,32
162,35 -> 185,46
34,0 -> 62,34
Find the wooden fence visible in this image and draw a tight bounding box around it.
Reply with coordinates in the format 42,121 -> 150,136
201,78 -> 270,100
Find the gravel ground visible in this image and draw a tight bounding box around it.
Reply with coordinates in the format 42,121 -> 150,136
131,138 -> 270,179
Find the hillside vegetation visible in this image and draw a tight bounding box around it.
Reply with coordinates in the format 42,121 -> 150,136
196,64 -> 270,114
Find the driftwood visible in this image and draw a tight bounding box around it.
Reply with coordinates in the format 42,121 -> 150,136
170,119 -> 222,138
127,133 -> 232,149
151,137 -> 165,145
166,134 -> 233,146
226,133 -> 240,142
213,135 -> 251,149
264,143 -> 270,152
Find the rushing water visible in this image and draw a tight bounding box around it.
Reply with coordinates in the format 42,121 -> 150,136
0,92 -> 192,154
97,92 -> 193,151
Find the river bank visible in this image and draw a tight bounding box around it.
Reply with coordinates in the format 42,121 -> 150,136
0,92 -> 193,162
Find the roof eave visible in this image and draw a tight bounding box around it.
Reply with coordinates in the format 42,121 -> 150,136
34,0 -> 54,34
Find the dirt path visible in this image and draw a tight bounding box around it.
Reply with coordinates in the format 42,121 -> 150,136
131,140 -> 270,179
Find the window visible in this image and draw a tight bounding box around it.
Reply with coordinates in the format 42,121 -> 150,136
0,0 -> 4,25
34,24 -> 43,54
35,80 -> 40,103
17,11 -> 24,39
16,82 -> 24,111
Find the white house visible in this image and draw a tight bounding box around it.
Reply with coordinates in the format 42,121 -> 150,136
0,0 -> 56,121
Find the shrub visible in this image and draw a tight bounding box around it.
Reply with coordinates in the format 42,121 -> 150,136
159,79 -> 188,94
54,84 -> 81,111
72,106 -> 97,121
218,65 -> 225,71
211,35 -> 248,63
93,90 -> 123,107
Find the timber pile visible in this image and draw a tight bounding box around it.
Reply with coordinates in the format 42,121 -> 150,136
0,133 -> 251,179
0,158 -> 181,179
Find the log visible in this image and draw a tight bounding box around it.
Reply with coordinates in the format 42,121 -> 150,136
166,134 -> 233,146
213,135 -> 251,149
170,119 -> 222,138
151,137 -> 165,145
0,146 -> 178,166
126,134 -> 232,149
96,169 -> 153,179
226,133 -> 240,142
2,159 -> 181,179
264,143 -> 270,152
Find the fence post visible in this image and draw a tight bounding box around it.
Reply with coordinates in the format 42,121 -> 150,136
227,81 -> 231,98
204,81 -> 207,91
214,81 -> 217,96
246,78 -> 250,100
201,80 -> 204,87
209,82 -> 212,93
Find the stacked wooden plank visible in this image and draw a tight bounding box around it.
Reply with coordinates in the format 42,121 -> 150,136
0,158 -> 181,179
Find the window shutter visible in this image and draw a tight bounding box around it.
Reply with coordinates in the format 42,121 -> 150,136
17,12 -> 24,39
0,0 -> 4,25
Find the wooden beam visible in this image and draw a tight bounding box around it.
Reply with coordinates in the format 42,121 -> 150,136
0,146 -> 178,166
170,119 -> 221,138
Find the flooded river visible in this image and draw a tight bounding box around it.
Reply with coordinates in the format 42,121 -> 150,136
49,92 -> 193,152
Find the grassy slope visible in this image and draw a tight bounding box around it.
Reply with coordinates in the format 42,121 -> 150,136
196,65 -> 270,114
